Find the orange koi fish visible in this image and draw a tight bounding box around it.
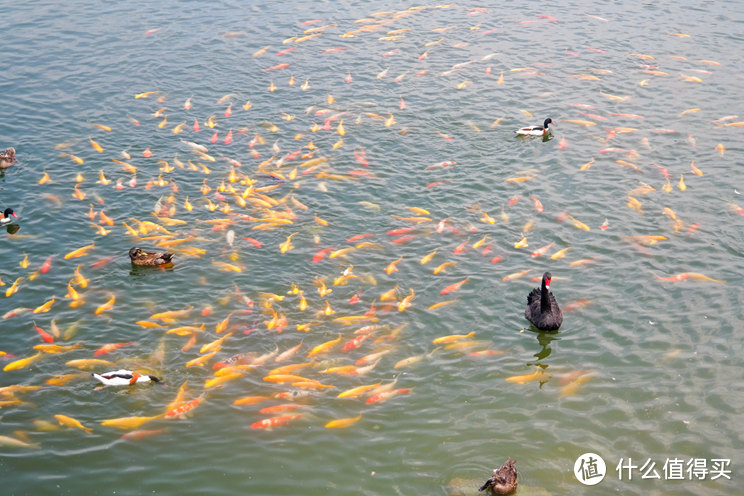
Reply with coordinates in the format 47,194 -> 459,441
165,392 -> 207,419
251,414 -> 302,429
531,242 -> 554,258
440,278 -> 468,295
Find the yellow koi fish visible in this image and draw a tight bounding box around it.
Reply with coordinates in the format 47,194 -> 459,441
56,414 -> 93,433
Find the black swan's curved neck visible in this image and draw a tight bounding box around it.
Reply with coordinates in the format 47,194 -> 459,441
541,278 -> 551,313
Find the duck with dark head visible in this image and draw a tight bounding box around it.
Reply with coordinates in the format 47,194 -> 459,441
1,208 -> 17,225
525,272 -> 563,331
0,148 -> 16,168
479,458 -> 518,494
128,247 -> 174,266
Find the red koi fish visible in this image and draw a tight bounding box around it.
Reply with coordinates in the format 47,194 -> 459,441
346,73 -> 352,83
441,278 -> 468,295
531,242 -> 554,258
41,256 -> 53,273
251,414 -> 302,429
530,196 -> 543,212
454,239 -> 469,254
121,429 -> 167,440
34,323 -> 54,343
366,388 -> 411,404
491,254 -> 504,263
94,342 -> 135,356
350,291 -> 362,305
565,49 -> 579,57
652,163 -> 670,178
276,47 -> 296,56
302,20 -> 323,25
323,47 -> 346,54
599,148 -> 631,154
354,325 -> 379,335
387,227 -> 415,236
262,63 -> 290,72
342,334 -> 370,352
166,393 -> 207,419
347,234 -> 374,242
193,119 -> 199,132
481,29 -> 498,35
224,105 -> 232,117
313,247 -> 336,263
391,235 -> 416,244
224,130 -> 233,144
211,132 -> 218,143
354,152 -> 369,167
536,14 -> 557,22
579,112 -> 608,121
383,49 -> 399,57
508,195 -> 521,206
427,181 -> 448,188
584,47 -> 605,53
91,256 -> 116,268
563,300 -> 592,312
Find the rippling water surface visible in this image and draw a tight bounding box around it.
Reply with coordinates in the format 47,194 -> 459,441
1,1 -> 743,495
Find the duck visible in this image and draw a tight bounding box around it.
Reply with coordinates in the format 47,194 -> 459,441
91,369 -> 161,386
129,247 -> 174,266
1,208 -> 17,225
479,458 -> 518,494
525,272 -> 563,331
515,118 -> 553,136
0,148 -> 16,168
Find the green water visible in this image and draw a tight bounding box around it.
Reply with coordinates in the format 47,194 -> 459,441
1,1 -> 742,495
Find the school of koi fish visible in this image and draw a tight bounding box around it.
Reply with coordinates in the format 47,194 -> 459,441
0,6 -> 739,492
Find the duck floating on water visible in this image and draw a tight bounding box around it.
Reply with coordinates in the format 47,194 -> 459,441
0,148 -> 16,168
1,208 -> 17,225
515,118 -> 553,136
479,458 -> 518,494
129,247 -> 174,266
92,370 -> 161,386
525,272 -> 563,331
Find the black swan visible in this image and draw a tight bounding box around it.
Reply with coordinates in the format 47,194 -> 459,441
479,458 -> 517,494
525,272 -> 562,331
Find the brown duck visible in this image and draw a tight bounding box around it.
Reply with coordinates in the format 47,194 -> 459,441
129,247 -> 174,266
0,148 -> 16,168
479,458 -> 517,494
